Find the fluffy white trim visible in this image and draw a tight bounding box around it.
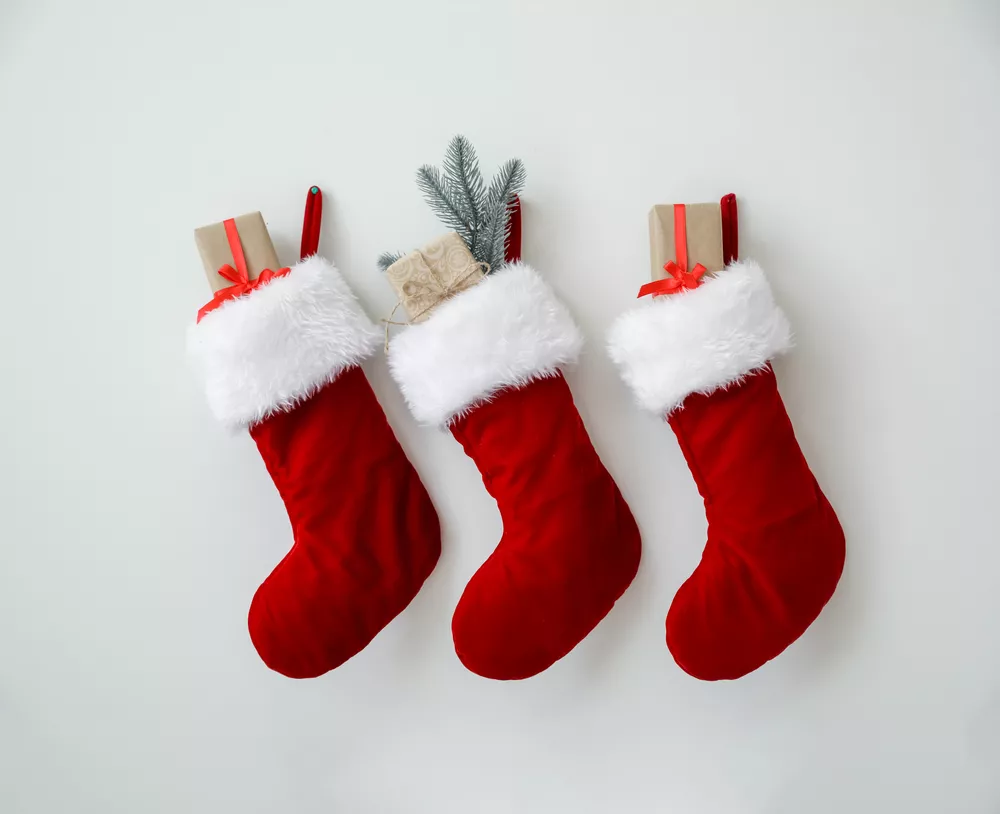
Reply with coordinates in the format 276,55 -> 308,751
188,255 -> 380,429
387,262 -> 583,426
607,260 -> 793,415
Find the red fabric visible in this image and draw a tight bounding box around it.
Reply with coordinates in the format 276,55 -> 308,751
720,193 -> 738,265
665,366 -> 845,680
505,195 -> 522,263
449,373 -> 641,680
247,366 -> 441,678
300,186 -> 323,259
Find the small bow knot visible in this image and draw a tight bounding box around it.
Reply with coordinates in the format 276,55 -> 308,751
197,264 -> 291,322
637,261 -> 707,299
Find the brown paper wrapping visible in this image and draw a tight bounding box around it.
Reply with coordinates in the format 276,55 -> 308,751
385,232 -> 485,323
649,203 -> 725,281
194,212 -> 281,292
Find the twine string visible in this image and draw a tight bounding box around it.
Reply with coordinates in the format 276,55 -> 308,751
382,258 -> 489,350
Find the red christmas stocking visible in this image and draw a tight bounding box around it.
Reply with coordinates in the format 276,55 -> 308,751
608,260 -> 845,680
388,263 -> 641,680
189,255 -> 441,678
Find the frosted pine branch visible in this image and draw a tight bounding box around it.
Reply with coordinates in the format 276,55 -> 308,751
479,157 -> 526,269
416,165 -> 472,242
443,135 -> 486,254
393,136 -> 526,275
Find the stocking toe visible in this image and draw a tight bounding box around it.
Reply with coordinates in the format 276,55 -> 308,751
452,523 -> 641,681
666,509 -> 845,681
451,575 -> 571,680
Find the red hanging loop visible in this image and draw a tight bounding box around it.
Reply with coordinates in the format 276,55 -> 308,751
505,195 -> 522,264
300,185 -> 323,261
721,193 -> 738,266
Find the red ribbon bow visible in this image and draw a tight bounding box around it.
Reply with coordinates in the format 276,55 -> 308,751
637,260 -> 706,299
197,264 -> 291,322
196,218 -> 290,322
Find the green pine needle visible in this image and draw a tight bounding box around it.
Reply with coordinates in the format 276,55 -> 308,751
442,135 -> 486,253
415,165 -> 473,242
479,157 -> 526,270
485,157 -> 526,217
377,251 -> 403,273
396,136 -> 526,275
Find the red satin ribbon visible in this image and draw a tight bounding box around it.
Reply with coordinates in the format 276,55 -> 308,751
637,261 -> 707,298
197,218 -> 290,322
673,203 -> 689,276
637,203 -> 707,299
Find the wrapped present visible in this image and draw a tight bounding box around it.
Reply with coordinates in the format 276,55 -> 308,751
194,212 -> 281,293
385,232 -> 485,323
641,195 -> 738,298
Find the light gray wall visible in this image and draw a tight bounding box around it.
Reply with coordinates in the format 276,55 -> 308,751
1,1 -> 998,811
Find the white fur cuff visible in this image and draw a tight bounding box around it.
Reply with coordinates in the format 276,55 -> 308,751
607,260 -> 793,415
188,255 -> 380,429
387,263 -> 583,426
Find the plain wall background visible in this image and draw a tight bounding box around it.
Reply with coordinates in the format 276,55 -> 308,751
2,1 -> 998,811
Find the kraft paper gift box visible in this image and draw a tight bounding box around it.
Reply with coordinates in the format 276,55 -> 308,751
648,194 -> 738,281
385,232 -> 485,324
194,212 -> 281,293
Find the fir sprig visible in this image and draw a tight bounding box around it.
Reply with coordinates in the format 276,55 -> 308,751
478,157 -> 526,272
442,135 -> 486,254
381,135 -> 526,274
377,251 -> 404,273
415,166 -> 473,243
